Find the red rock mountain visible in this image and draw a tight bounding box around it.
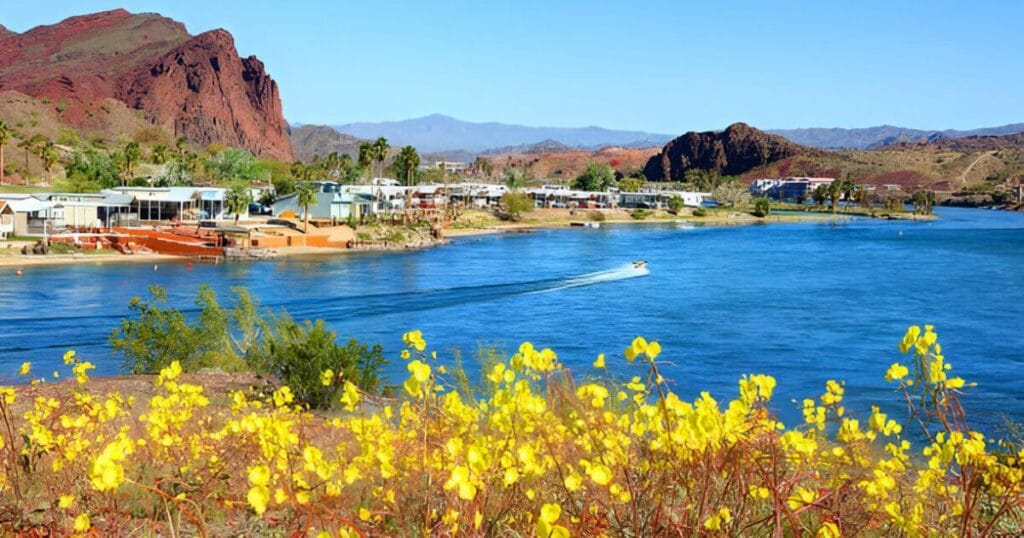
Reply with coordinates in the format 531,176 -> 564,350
644,123 -> 807,181
0,9 -> 292,160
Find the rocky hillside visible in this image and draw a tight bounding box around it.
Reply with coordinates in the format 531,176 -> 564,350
888,132 -> 1024,152
482,146 -> 658,180
0,9 -> 292,160
644,123 -> 808,181
288,124 -> 362,161
770,123 -> 1024,149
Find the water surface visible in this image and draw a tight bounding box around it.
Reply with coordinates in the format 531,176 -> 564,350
1,207 -> 1021,432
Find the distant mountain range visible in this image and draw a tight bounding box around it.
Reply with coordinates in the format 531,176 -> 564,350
768,124 -> 1024,149
331,114 -> 674,153
321,115 -> 1024,156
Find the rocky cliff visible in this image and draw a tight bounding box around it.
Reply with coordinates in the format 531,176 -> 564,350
0,9 -> 292,160
644,123 -> 807,181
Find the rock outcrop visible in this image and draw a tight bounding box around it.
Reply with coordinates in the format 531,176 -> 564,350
117,30 -> 292,160
644,123 -> 806,181
0,9 -> 292,160
0,24 -> 15,40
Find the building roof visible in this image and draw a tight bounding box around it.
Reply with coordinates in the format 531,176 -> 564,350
0,196 -> 53,213
0,201 -> 12,214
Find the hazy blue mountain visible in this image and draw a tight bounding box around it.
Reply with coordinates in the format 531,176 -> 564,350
332,114 -> 674,153
768,123 -> 1024,149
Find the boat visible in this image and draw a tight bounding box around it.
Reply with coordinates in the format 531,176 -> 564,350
632,260 -> 647,269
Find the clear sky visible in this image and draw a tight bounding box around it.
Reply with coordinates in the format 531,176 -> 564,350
5,1 -> 1022,134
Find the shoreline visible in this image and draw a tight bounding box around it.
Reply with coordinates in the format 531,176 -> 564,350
0,208 -> 933,269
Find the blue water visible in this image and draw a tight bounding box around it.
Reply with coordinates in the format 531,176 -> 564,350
1,207 -> 1022,432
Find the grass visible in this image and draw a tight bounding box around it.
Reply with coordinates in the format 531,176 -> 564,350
0,184 -> 50,194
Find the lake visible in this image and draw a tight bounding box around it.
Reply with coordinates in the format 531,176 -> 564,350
1,207 -> 1022,433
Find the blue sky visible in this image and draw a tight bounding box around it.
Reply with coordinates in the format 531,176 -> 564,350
5,1 -> 1022,133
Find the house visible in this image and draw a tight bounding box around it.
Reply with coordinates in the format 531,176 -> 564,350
33,192 -> 136,228
272,190 -> 371,222
751,177 -> 835,200
104,187 -> 244,222
0,194 -> 56,236
0,202 -> 14,239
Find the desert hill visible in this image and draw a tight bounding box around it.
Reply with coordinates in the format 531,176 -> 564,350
0,9 -> 291,160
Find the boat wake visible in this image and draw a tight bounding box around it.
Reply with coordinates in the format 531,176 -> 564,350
0,264 -> 650,353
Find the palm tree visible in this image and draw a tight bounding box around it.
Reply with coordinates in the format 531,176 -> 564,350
225,182 -> 251,224
152,145 -> 169,165
358,141 -> 374,182
175,137 -> 188,159
40,141 -> 59,184
372,137 -> 390,179
0,121 -> 12,185
827,182 -> 841,213
397,146 -> 420,186
122,141 -> 141,185
296,182 -> 317,232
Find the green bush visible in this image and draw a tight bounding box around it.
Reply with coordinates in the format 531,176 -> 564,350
260,315 -> 387,409
501,191 -> 534,220
667,195 -> 684,215
753,197 -> 772,217
692,207 -> 708,217
588,210 -> 606,221
110,286 -> 387,408
630,209 -> 652,220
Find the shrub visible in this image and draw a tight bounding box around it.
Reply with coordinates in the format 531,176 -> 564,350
500,191 -> 534,220
753,197 -> 772,217
692,206 -> 708,217
588,210 -> 606,221
110,286 -> 386,406
630,208 -> 652,220
260,315 -> 387,409
667,195 -> 684,215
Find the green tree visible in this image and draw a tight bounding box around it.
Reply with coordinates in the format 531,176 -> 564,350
572,163 -> 616,191
151,144 -> 168,165
40,141 -> 59,183
712,180 -> 751,207
617,177 -> 644,193
205,147 -> 265,183
122,141 -> 142,184
0,121 -> 12,185
501,191 -> 534,220
174,136 -> 188,159
813,184 -> 828,207
667,195 -> 684,215
392,145 -> 421,186
225,182 -> 251,224
297,182 -> 317,232
260,315 -> 387,409
372,137 -> 390,179
753,197 -> 771,217
358,141 -> 374,181
504,167 -> 528,190
64,148 -> 120,190
827,181 -> 842,213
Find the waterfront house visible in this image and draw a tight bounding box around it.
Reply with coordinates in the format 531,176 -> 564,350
751,177 -> 835,200
0,202 -> 14,239
0,194 -> 56,236
104,187 -> 242,222
33,192 -> 136,228
272,190 -> 370,222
